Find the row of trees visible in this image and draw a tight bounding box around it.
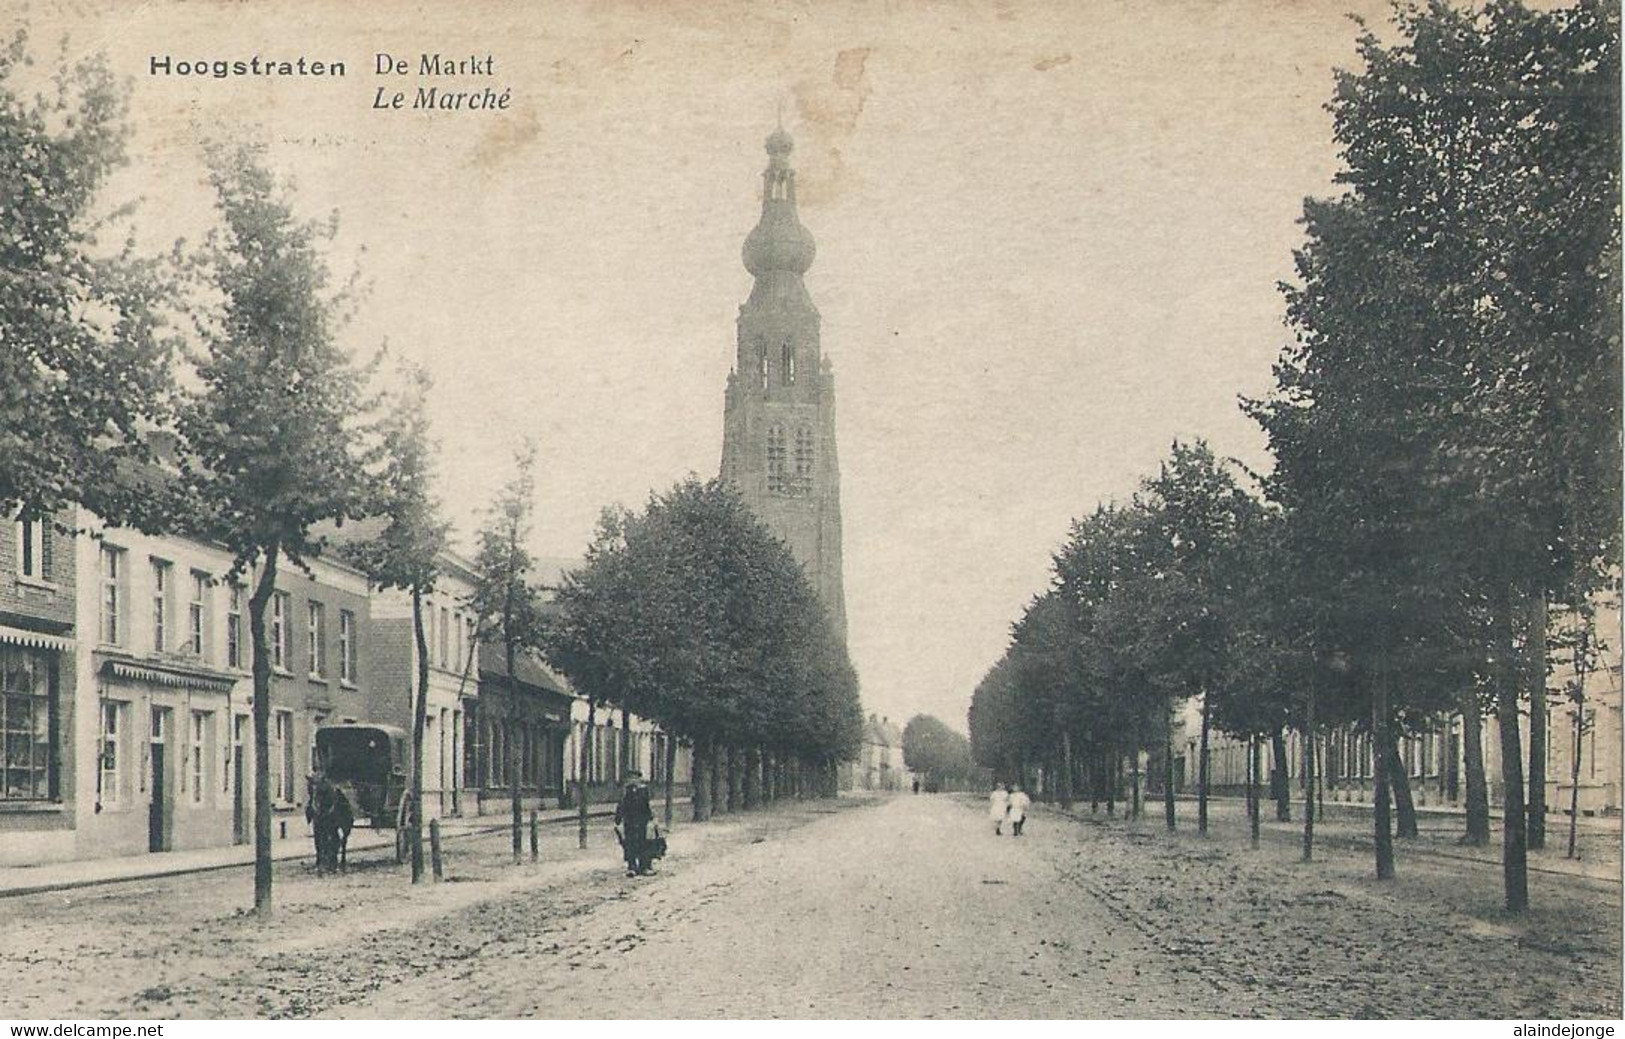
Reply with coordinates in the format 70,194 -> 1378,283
546,478 -> 864,831
5,26 -> 859,913
968,0 -> 1620,913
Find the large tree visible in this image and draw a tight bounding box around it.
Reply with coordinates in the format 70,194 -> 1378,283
900,715 -> 976,791
0,31 -> 178,528
174,142 -> 376,915
547,478 -> 860,824
1253,0 -> 1621,908
467,440 -> 548,864
348,363 -> 449,883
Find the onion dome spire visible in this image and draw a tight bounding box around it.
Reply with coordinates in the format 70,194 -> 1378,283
742,129 -> 816,277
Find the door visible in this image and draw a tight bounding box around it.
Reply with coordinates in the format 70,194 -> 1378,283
232,714 -> 247,844
149,706 -> 171,852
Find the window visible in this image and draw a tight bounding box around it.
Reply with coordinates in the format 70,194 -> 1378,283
793,427 -> 815,495
274,710 -> 295,802
191,711 -> 210,804
227,586 -> 243,669
17,517 -> 49,582
452,612 -> 464,674
339,609 -> 355,684
151,559 -> 171,652
307,601 -> 326,679
781,341 -> 796,385
188,572 -> 208,658
100,546 -> 122,646
100,700 -> 123,804
766,426 -> 787,493
439,606 -> 450,669
758,341 -> 769,391
271,592 -> 290,671
0,646 -> 53,800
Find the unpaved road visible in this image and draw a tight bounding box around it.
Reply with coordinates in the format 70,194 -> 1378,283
2,794 -> 1618,1019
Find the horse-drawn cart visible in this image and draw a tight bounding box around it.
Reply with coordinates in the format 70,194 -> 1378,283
310,723 -> 416,864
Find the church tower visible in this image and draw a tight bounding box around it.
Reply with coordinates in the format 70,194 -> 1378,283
720,129 -> 848,641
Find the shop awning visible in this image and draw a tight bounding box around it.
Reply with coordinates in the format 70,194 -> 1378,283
103,658 -> 239,693
0,623 -> 74,652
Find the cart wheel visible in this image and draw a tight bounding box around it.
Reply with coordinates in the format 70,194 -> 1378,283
395,793 -> 415,863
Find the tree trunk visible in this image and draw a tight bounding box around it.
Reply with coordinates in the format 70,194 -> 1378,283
507,639 -> 522,865
691,738 -> 710,822
1568,693 -> 1584,860
1059,731 -> 1073,811
1371,665 -> 1395,880
1460,687 -> 1491,846
709,742 -> 723,811
1105,744 -> 1116,818
578,697 -> 595,848
248,546 -> 279,916
1089,751 -> 1099,814
1315,733 -> 1326,822
1130,747 -> 1142,820
1271,727 -> 1291,822
1526,593 -> 1548,851
1302,674 -> 1316,862
1387,733 -> 1418,838
1498,596 -> 1530,912
726,745 -> 741,812
410,587 -> 429,883
743,746 -> 760,810
619,708 -> 632,785
1163,714 -> 1176,832
1248,737 -> 1261,849
1197,690 -> 1211,836
663,736 -> 676,831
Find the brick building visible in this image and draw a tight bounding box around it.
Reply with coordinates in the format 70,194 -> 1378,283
0,511 -> 78,864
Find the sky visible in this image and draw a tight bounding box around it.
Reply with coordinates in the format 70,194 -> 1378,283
26,0 -> 1399,736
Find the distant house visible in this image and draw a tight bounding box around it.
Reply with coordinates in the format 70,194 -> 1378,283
858,713 -> 909,792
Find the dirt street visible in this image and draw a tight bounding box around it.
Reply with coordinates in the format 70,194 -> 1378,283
1,794 -> 1618,1019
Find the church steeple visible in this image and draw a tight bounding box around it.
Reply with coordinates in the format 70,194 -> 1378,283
742,130 -> 816,278
719,126 -> 848,643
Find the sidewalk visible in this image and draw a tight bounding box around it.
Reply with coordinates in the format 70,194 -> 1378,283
0,799 -> 692,899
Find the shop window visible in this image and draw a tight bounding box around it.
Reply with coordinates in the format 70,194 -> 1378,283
0,646 -> 53,801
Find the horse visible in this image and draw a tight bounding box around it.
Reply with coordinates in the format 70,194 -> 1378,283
305,775 -> 354,875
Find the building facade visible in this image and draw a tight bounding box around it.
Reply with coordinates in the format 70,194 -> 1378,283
719,129 -> 848,641
67,514 -> 374,862
355,549 -> 483,820
0,511 -> 78,864
857,714 -> 908,792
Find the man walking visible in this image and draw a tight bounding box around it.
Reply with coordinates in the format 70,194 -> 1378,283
615,769 -> 655,876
